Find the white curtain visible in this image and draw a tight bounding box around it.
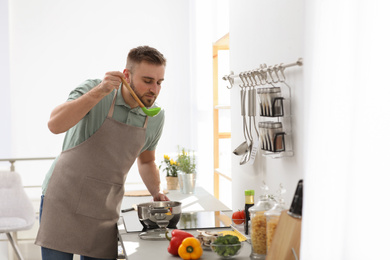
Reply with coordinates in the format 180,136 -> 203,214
302,1 -> 390,259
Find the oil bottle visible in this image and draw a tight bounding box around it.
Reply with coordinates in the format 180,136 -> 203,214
244,190 -> 254,235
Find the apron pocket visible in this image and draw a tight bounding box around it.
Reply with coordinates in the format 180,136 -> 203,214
76,176 -> 123,220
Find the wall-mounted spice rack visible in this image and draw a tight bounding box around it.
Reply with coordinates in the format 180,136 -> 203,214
258,80 -> 293,158
223,58 -> 302,160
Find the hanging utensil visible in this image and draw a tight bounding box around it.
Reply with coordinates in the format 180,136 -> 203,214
250,71 -> 260,141
244,75 -> 260,165
120,77 -> 161,117
233,86 -> 249,156
240,75 -> 254,165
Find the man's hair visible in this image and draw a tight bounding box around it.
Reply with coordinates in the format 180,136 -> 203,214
126,46 -> 166,73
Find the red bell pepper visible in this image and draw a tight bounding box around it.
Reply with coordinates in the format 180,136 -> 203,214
166,229 -> 194,256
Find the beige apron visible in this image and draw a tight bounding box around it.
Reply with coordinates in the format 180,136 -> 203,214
36,90 -> 148,259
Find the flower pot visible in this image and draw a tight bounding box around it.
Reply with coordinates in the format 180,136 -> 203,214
178,172 -> 196,194
166,176 -> 179,190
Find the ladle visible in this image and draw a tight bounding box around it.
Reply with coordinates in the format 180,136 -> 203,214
233,87 -> 249,156
240,112 -> 252,165
121,77 -> 161,117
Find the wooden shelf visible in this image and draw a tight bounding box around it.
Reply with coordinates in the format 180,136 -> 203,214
215,168 -> 232,181
213,33 -> 230,200
214,105 -> 231,110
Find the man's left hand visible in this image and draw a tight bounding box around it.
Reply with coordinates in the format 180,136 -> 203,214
153,192 -> 170,201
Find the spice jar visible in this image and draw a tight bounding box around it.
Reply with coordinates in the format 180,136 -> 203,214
257,87 -> 283,117
258,122 -> 284,152
249,194 -> 274,259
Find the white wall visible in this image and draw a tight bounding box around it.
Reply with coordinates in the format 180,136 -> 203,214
7,0 -> 191,157
229,1 -> 390,259
229,0 -> 304,209
301,1 -> 390,259
0,0 -> 230,194
0,0 -> 11,158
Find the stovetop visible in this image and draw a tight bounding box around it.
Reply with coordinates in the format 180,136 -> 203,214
123,210 -> 232,233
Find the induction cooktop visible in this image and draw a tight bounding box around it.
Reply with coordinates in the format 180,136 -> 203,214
123,210 -> 232,233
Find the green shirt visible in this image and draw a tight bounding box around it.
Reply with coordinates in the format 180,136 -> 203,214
42,79 -> 165,194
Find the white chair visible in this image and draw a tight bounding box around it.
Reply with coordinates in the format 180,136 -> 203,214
0,171 -> 35,260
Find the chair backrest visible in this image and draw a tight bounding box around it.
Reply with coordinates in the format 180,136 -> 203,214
0,171 -> 35,229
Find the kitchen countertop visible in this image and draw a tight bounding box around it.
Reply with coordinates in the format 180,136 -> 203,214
120,186 -> 231,213
118,186 -> 252,259
118,219 -> 252,259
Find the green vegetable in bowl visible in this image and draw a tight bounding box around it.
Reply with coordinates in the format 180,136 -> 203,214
214,235 -> 240,245
212,235 -> 241,257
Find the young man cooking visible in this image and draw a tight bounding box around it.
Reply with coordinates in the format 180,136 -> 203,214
35,46 -> 169,260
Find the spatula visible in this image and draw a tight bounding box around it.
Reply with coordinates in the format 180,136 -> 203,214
120,77 -> 161,117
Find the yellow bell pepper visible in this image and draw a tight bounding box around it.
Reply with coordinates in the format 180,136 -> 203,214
178,237 -> 203,260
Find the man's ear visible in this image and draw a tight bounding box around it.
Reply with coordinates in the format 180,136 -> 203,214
123,68 -> 131,82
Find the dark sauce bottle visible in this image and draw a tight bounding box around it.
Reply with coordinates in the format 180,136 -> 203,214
244,190 -> 254,235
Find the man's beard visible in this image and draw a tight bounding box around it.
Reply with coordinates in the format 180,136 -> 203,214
130,80 -> 156,108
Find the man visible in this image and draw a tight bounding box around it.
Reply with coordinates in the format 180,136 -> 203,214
35,46 -> 169,260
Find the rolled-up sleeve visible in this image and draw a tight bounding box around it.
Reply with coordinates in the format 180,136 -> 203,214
67,79 -> 101,101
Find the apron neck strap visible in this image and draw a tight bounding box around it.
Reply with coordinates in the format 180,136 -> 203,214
108,90 -> 118,118
143,116 -> 149,128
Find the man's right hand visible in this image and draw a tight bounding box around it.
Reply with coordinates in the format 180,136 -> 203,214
95,71 -> 125,97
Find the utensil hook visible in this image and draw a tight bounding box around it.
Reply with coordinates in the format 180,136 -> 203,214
278,64 -> 291,90
242,73 -> 251,88
238,73 -> 246,88
250,70 -> 259,86
258,64 -> 268,85
223,71 -> 235,89
246,72 -> 255,87
268,65 -> 279,84
273,65 -> 282,82
262,64 -> 276,87
277,63 -> 286,82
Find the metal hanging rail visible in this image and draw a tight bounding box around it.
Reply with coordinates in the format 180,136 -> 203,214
0,157 -> 56,172
222,58 -> 303,89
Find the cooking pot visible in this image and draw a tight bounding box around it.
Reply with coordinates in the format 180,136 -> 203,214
137,201 -> 182,230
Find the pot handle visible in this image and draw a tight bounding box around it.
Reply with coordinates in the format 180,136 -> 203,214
151,208 -> 169,214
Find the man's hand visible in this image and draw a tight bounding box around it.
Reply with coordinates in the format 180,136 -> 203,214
153,192 -> 170,201
95,71 -> 125,97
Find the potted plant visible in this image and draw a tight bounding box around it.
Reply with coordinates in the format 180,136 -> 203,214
176,147 -> 197,194
159,154 -> 179,190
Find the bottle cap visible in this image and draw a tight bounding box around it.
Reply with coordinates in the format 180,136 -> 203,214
245,190 -> 254,196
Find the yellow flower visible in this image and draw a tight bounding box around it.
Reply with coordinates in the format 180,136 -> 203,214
164,155 -> 170,160
170,159 -> 175,165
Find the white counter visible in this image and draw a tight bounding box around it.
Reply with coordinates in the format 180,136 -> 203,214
120,186 -> 231,213
118,186 -> 252,259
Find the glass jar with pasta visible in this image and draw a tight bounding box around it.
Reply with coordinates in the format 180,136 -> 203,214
264,200 -> 286,252
249,194 -> 274,260
264,184 -> 286,253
